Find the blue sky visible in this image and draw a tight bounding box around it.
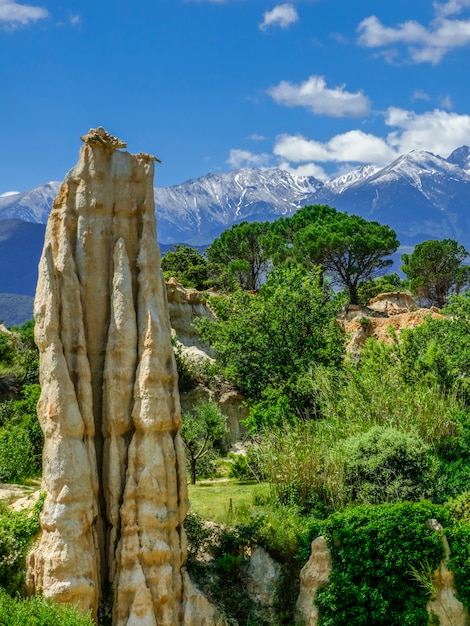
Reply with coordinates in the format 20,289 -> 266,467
1,0 -> 470,194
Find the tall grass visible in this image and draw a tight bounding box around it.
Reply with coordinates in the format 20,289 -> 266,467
255,341 -> 465,514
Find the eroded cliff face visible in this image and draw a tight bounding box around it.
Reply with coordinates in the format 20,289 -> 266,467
27,128 -> 224,625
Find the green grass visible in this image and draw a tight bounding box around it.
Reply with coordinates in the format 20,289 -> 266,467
187,478 -> 269,525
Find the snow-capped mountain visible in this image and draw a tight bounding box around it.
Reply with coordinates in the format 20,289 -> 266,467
0,182 -> 60,224
154,168 -> 321,243
1,146 -> 470,249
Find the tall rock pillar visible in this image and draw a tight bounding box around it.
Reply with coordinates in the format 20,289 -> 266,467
28,128 -> 223,625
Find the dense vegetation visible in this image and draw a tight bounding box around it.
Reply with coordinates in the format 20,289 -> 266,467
170,209 -> 470,624
1,205 -> 470,624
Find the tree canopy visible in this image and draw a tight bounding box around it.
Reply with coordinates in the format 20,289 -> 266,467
291,209 -> 399,304
198,264 -> 345,427
206,221 -> 271,290
401,238 -> 470,308
161,245 -> 209,290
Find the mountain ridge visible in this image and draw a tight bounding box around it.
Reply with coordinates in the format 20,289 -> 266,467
1,146 -> 470,248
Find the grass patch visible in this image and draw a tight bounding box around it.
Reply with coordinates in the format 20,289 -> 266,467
188,478 -> 269,525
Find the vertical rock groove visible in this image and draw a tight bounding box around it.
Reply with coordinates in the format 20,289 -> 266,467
28,128 -> 225,625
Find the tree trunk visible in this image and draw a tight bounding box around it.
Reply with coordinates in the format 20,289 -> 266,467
190,458 -> 197,485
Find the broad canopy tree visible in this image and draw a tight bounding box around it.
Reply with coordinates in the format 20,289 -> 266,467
401,239 -> 470,308
290,209 -> 399,304
206,221 -> 272,290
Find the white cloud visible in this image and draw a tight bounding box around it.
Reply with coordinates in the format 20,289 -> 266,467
412,89 -> 431,101
248,133 -> 266,142
272,108 -> 470,172
385,107 -> 470,155
227,149 -> 272,169
278,161 -> 329,179
434,0 -> 470,17
273,131 -> 397,165
357,6 -> 470,64
260,3 -> 298,31
0,190 -> 20,197
267,75 -> 370,118
0,0 -> 48,25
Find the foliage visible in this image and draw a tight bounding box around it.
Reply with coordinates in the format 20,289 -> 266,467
228,445 -> 266,482
0,321 -> 38,390
342,426 -> 434,505
306,340 -> 461,447
291,209 -> 399,304
357,273 -> 404,305
172,337 -> 223,394
434,411 -> 470,500
447,521 -> 470,609
255,419 -> 343,516
401,238 -> 470,308
206,221 -> 272,290
0,495 -> 44,595
0,588 -> 93,626
198,265 -> 345,423
0,384 -> 42,483
314,502 -> 446,626
181,400 -> 228,484
265,204 -> 337,267
161,244 -> 209,290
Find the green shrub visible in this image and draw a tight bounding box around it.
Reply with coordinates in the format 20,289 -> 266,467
447,521 -> 470,609
342,426 -> 434,505
228,445 -> 266,482
0,588 -> 93,626
314,502 -> 446,626
434,411 -> 470,500
0,384 -> 42,483
0,496 -> 44,595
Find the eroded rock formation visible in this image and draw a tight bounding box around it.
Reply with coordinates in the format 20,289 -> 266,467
27,128 -> 224,625
337,292 -> 443,354
295,536 -> 332,626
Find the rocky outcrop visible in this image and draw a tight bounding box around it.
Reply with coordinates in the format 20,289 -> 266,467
166,278 -> 215,360
338,293 -> 443,354
27,128 -> 224,625
246,546 -> 281,623
295,536 -> 332,626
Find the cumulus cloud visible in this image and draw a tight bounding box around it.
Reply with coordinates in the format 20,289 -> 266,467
274,130 -> 397,165
357,4 -> 470,64
260,3 -> 298,31
434,0 -> 470,17
271,107 -> 470,175
0,0 -> 48,25
267,75 -> 370,118
227,149 -> 272,169
278,161 -> 329,179
385,107 -> 470,155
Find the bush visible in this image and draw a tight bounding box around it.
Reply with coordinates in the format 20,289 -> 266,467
0,384 -> 42,483
0,588 -> 93,626
314,502 -> 446,626
434,411 -> 470,500
447,521 -> 470,609
0,495 -> 44,595
342,426 -> 434,505
228,444 -> 266,482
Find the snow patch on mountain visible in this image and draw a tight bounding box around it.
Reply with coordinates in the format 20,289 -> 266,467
2,147 -> 470,247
